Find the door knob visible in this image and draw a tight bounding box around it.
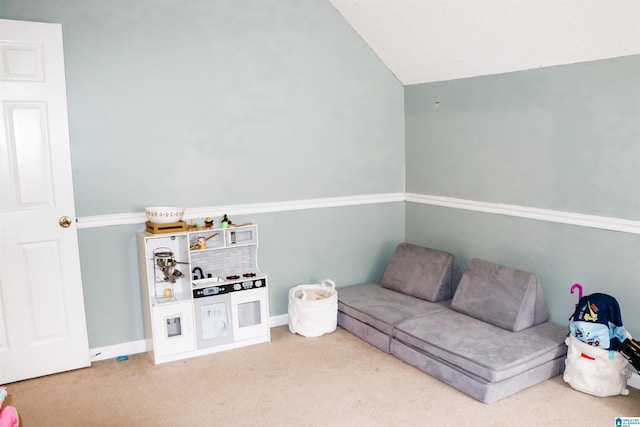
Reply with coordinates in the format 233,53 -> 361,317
59,216 -> 72,228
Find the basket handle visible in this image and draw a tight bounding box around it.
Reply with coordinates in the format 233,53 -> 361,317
322,279 -> 336,289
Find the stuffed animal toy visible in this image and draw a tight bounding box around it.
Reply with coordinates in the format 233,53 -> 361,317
0,387 -> 19,427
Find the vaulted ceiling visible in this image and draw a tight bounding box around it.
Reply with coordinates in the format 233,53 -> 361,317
329,0 -> 640,85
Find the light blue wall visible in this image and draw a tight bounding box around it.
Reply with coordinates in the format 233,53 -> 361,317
1,1 -> 405,347
3,0 -> 638,349
16,0 -> 404,213
405,56 -> 640,335
78,205 -> 404,347
406,56 -> 640,218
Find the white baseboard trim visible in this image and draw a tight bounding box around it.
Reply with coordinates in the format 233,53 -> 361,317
89,314 -> 291,362
269,313 -> 289,328
90,338 -> 150,362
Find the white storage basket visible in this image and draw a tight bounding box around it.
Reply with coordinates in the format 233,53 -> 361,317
288,279 -> 337,338
563,334 -> 631,397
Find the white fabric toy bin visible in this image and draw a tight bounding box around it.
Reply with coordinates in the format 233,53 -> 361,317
563,334 -> 631,397
288,279 -> 338,337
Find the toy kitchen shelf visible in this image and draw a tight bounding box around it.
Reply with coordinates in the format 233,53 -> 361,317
137,224 -> 270,364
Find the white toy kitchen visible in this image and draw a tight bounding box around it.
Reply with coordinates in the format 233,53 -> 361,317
137,224 -> 270,364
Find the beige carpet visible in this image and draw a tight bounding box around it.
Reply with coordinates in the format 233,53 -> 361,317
5,326 -> 640,426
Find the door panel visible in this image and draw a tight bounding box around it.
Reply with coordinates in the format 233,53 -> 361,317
0,19 -> 90,384
5,102 -> 53,207
0,42 -> 44,82
21,240 -> 68,341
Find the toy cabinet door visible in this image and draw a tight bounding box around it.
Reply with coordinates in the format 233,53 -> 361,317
151,302 -> 195,358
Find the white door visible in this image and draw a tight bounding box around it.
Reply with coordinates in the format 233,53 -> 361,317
0,19 -> 90,383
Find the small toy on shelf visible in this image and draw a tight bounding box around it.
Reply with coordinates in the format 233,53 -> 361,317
221,214 -> 232,228
204,217 -> 214,229
0,387 -> 19,427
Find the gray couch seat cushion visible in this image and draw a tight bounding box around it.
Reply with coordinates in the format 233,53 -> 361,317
338,283 -> 450,335
338,311 -> 395,353
451,258 -> 551,332
393,309 -> 568,382
381,243 -> 462,302
390,338 -> 566,404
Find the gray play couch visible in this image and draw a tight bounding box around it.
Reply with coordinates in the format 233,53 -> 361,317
337,243 -> 568,404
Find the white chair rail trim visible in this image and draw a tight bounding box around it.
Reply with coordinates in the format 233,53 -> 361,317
406,193 -> 640,235
76,192 -> 640,235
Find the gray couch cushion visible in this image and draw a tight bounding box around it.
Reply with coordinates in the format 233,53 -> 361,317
451,258 -> 551,332
393,309 -> 567,382
338,311 -> 394,353
338,283 -> 450,335
390,338 -> 566,404
381,243 -> 462,302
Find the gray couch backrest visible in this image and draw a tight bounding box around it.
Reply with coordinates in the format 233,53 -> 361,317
451,258 -> 551,332
381,243 -> 462,302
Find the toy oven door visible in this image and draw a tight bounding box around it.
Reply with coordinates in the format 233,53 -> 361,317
231,287 -> 268,341
193,293 -> 234,349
